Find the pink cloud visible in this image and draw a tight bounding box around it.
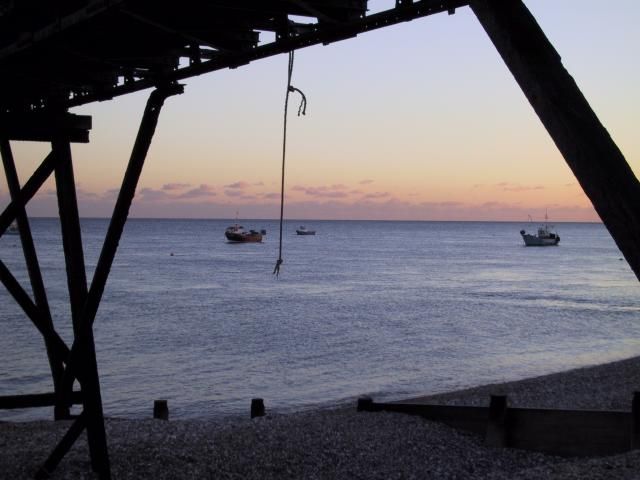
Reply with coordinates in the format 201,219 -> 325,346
225,181 -> 251,189
363,191 -> 391,200
292,184 -> 350,198
138,188 -> 171,201
178,184 -> 216,199
79,190 -> 100,199
163,183 -> 191,191
20,187 -> 600,222
495,182 -> 544,192
419,201 -> 464,208
224,189 -> 244,197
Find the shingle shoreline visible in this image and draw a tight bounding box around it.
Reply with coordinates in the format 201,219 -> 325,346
1,356 -> 640,479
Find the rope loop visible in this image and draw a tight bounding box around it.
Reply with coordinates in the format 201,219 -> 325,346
288,86 -> 307,116
273,50 -> 307,277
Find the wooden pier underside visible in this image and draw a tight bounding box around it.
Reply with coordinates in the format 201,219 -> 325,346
1,1 -> 639,478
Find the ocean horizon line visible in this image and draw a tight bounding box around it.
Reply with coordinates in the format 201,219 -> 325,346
25,216 -> 604,224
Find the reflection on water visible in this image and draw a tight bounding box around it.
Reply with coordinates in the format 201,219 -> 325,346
1,219 -> 639,420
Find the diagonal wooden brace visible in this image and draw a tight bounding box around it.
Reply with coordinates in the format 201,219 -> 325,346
470,0 -> 640,281
0,139 -> 69,419
47,83 -> 183,480
0,151 -> 57,235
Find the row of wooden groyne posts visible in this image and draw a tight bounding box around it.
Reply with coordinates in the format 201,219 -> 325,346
3,391 -> 639,458
153,392 -> 640,458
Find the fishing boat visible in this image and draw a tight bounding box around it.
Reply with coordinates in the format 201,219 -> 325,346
6,221 -> 18,235
225,224 -> 263,243
296,225 -> 315,235
520,215 -> 560,246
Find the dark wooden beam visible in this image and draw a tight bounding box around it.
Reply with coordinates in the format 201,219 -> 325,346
0,391 -> 83,410
36,413 -> 88,480
0,0 -> 127,61
53,138 -> 88,348
0,113 -> 91,143
469,0 -> 640,281
65,84 -> 184,378
0,259 -> 71,363
53,135 -> 108,471
64,0 -> 469,108
0,150 -> 56,235
48,84 -> 182,480
63,85 -> 184,385
361,398 -> 633,457
0,139 -> 69,419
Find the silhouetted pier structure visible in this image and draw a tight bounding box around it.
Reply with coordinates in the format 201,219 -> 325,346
0,1 -> 639,478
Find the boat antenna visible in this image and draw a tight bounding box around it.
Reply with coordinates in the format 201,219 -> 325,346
273,50 -> 307,277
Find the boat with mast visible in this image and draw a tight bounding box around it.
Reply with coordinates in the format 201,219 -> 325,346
520,213 -> 560,246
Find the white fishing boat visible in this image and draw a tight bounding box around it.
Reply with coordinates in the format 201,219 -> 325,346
520,214 -> 560,246
296,225 -> 315,235
6,221 -> 18,235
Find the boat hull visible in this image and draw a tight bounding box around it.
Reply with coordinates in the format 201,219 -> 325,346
225,231 -> 262,243
521,233 -> 560,246
296,230 -> 315,235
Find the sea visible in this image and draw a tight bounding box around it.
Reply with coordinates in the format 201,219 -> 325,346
1,219 -> 639,421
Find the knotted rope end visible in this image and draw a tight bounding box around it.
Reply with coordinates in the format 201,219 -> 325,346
273,258 -> 284,277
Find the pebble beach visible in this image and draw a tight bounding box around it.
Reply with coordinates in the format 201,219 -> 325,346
2,356 -> 640,479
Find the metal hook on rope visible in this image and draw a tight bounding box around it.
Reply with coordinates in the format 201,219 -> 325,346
274,50 -> 307,277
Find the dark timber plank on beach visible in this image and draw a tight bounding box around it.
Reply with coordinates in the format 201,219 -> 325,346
360,398 -> 635,457
384,402 -> 488,435
508,408 -> 630,457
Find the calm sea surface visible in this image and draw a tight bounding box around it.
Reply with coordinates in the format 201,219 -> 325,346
1,219 -> 639,421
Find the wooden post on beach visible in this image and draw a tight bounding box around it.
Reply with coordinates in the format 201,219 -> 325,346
485,395 -> 508,447
251,398 -> 265,418
357,397 -> 374,412
153,400 -> 169,420
632,392 -> 640,449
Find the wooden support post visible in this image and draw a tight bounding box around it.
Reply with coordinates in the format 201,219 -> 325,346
43,84 -> 182,480
52,134 -> 108,472
0,139 -> 69,419
36,413 -> 87,480
251,398 -> 265,418
632,392 -> 640,450
485,394 -> 508,447
61,84 -> 184,393
470,0 -> 640,281
154,400 -> 169,420
357,396 -> 374,412
53,137 -> 88,335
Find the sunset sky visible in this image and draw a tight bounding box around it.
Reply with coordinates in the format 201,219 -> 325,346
3,0 -> 639,222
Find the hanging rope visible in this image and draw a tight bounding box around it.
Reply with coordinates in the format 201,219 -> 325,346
274,50 -> 307,277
